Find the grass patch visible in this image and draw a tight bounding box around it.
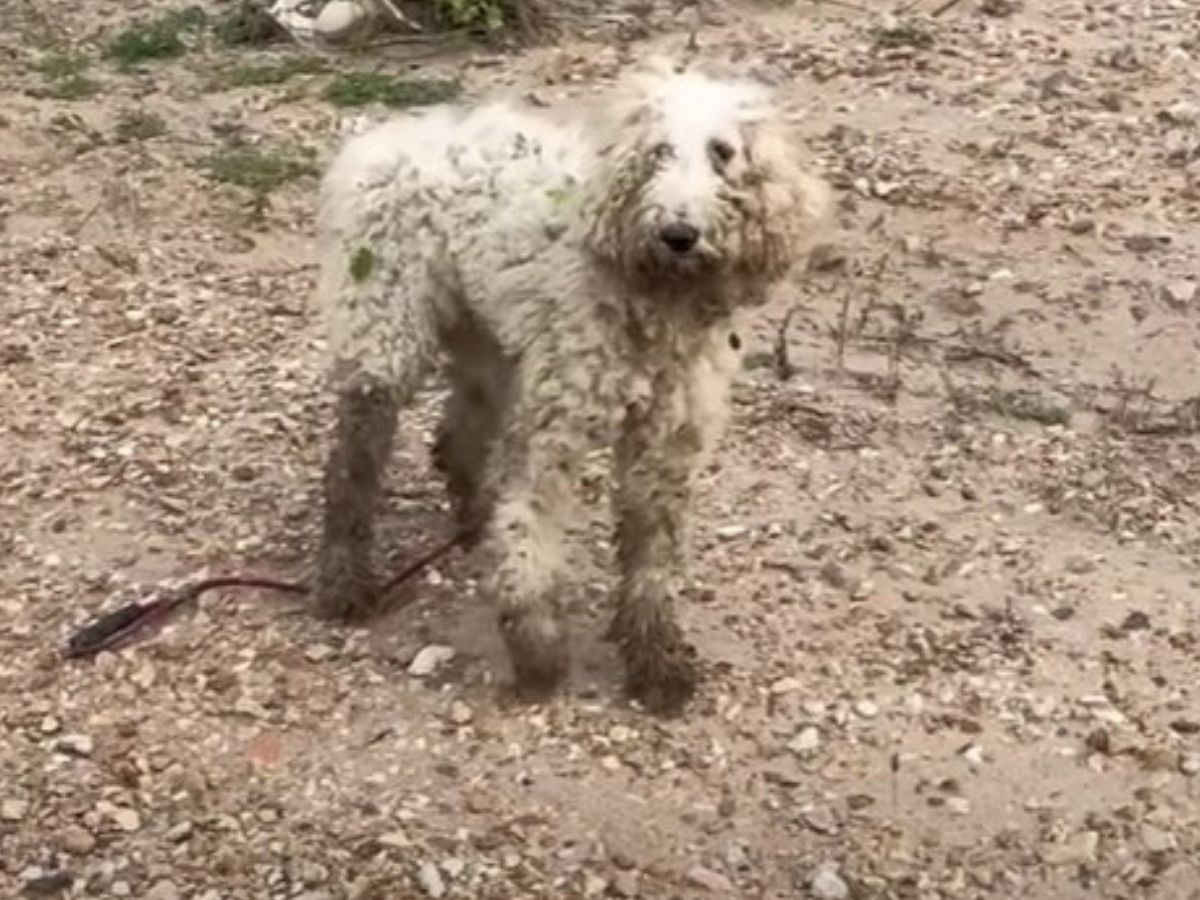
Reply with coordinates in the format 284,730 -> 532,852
114,109 -> 167,143
434,0 -> 507,31
215,55 -> 328,89
199,144 -> 318,195
33,50 -> 99,100
106,7 -> 208,69
323,72 -> 460,109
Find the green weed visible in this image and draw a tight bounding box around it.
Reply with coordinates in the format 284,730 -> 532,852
106,7 -> 207,69
323,72 -> 460,109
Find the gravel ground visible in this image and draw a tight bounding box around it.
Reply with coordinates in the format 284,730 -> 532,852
3,1 -> 1200,897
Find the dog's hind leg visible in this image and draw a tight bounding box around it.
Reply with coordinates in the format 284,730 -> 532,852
314,257 -> 440,621
432,319 -> 514,544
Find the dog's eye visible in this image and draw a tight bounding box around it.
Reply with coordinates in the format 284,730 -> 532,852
650,141 -> 675,160
708,138 -> 736,165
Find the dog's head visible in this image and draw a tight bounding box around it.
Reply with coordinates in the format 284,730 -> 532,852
585,59 -> 831,296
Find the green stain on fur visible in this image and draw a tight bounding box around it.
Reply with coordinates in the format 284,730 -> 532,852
349,247 -> 375,283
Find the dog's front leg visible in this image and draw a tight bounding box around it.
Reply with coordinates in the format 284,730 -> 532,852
608,394 -> 706,716
482,361 -> 603,698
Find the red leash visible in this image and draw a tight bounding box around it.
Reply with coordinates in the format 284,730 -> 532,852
64,532 -> 469,660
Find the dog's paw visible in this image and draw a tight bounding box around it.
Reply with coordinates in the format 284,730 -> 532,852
499,607 -> 570,698
314,545 -> 378,622
623,642 -> 700,717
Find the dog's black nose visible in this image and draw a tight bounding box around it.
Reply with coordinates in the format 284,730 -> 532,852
659,222 -> 700,254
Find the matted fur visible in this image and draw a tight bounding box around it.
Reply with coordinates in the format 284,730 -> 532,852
314,59 -> 832,714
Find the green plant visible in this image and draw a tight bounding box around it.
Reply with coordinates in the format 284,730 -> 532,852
106,7 -> 208,69
215,55 -> 327,89
198,145 -> 318,194
434,0 -> 507,31
33,51 -> 99,100
323,72 -> 460,108
114,109 -> 167,142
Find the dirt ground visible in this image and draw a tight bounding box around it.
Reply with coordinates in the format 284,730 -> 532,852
3,0 -> 1200,897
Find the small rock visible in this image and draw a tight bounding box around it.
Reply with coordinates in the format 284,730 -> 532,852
854,700 -> 879,719
611,870 -> 639,898
1141,823 -> 1176,853
58,824 -> 96,855
946,796 -> 971,815
1160,282 -> 1196,308
802,807 -> 838,834
417,860 -> 446,897
22,871 -> 73,896
810,865 -> 850,900
378,830 -> 409,849
144,880 -> 181,900
769,676 -> 804,695
583,873 -> 607,896
819,560 -> 850,590
686,865 -> 734,893
447,701 -> 473,725
109,806 -> 141,832
715,524 -> 749,541
1039,830 -> 1099,866
304,643 -> 335,663
166,820 -> 193,843
961,744 -> 986,768
788,726 -> 821,757
1124,234 -> 1169,254
2,798 -> 28,821
1180,753 -> 1200,776
55,733 -> 94,757
408,645 -> 455,677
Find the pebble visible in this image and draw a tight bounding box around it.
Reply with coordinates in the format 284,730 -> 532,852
612,870 -> 639,897
144,880 -> 181,900
788,726 -> 822,756
769,676 -> 804,695
1161,281 -> 1196,308
1,798 -> 28,821
853,699 -> 879,719
583,873 -> 608,896
55,733 -> 94,757
1180,753 -> 1200,776
59,823 -> 96,855
22,871 -> 72,895
802,807 -> 838,834
810,865 -> 850,899
417,860 -> 446,897
686,865 -> 734,893
946,796 -> 971,816
448,701 -> 474,725
109,806 -> 141,832
304,643 -> 335,663
408,645 -> 455,677
715,524 -> 749,541
1141,823 -> 1175,853
1039,830 -> 1098,866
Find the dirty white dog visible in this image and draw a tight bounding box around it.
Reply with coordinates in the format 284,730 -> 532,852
314,60 -> 831,714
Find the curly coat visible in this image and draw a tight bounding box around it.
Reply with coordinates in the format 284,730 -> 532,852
314,60 -> 831,714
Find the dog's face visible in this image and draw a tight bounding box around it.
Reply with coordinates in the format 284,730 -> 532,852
587,64 -> 831,294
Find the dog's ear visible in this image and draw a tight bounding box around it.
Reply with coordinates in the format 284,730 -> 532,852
738,117 -> 833,280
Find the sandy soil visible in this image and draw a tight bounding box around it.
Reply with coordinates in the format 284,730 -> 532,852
3,1 -> 1200,898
